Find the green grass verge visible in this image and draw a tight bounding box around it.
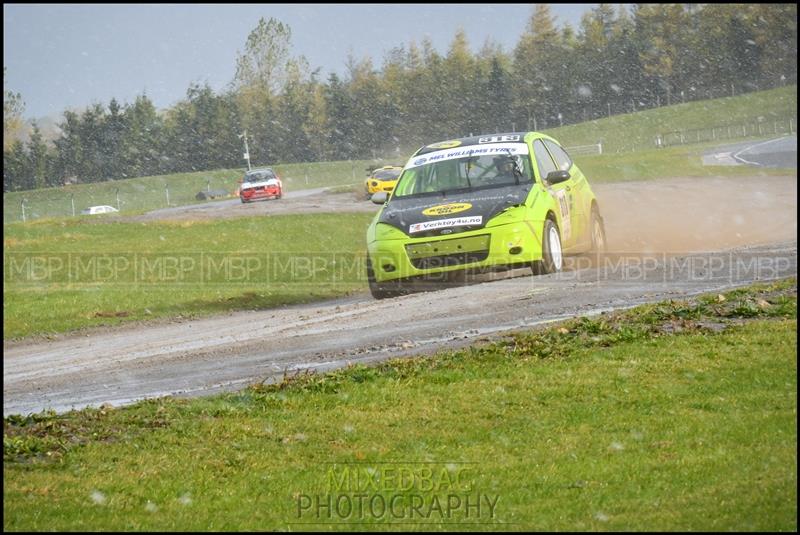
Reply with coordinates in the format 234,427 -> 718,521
3,213 -> 375,339
577,142 -> 795,183
3,279 -> 796,531
545,85 -> 797,153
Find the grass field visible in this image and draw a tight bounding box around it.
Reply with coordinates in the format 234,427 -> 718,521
2,159 -> 392,224
4,279 -> 796,531
3,213 -> 375,339
577,141 -> 794,183
545,85 -> 797,153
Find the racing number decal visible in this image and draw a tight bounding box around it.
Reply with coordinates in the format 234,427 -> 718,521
555,189 -> 572,242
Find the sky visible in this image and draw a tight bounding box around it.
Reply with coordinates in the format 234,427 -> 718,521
4,4 -> 596,121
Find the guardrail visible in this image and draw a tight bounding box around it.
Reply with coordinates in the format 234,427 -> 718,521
655,118 -> 795,148
565,142 -> 603,156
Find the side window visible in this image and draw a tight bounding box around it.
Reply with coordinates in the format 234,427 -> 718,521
544,140 -> 573,171
533,140 -> 558,181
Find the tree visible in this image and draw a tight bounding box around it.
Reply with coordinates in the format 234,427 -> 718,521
4,67 -> 25,151
513,4 -> 561,127
53,110 -> 83,184
121,94 -> 163,177
27,122 -> 51,188
233,17 -> 293,96
485,56 -> 514,132
634,4 -> 687,107
3,140 -> 28,191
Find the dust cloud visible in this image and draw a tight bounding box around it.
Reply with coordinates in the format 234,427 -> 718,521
594,175 -> 797,253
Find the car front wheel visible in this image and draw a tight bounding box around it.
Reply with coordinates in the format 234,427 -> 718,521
532,218 -> 563,275
367,257 -> 404,299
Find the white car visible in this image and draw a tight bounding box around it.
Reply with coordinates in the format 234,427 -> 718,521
239,168 -> 283,203
81,205 -> 119,215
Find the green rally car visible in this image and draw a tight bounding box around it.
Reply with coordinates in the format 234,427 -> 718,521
365,132 -> 606,299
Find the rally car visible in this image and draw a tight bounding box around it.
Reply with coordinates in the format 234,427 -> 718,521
364,165 -> 403,200
365,132 -> 606,298
239,167 -> 283,203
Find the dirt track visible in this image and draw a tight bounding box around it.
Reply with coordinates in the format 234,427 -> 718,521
4,174 -> 797,416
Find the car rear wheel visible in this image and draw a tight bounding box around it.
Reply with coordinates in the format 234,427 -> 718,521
531,218 -> 563,275
589,205 -> 607,255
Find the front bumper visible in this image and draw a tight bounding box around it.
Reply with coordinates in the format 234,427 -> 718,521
241,187 -> 281,200
366,181 -> 397,195
367,220 -> 543,282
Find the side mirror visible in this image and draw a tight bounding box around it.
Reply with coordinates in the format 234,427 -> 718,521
545,170 -> 570,185
371,191 -> 388,205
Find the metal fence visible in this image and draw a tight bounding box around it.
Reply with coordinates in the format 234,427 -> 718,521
656,117 -> 795,148
565,142 -> 603,156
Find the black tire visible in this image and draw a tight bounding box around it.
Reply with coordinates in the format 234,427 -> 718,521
444,269 -> 467,288
366,256 -> 403,299
589,205 -> 607,255
240,197 -> 247,204
531,218 -> 563,275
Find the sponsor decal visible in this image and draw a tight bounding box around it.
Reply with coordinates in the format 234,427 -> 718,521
406,143 -> 529,169
478,135 -> 521,144
427,139 -> 462,149
422,203 -> 472,217
555,189 -> 572,242
409,216 -> 482,234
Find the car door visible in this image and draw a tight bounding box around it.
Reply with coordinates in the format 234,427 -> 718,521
544,139 -> 590,248
532,139 -> 578,250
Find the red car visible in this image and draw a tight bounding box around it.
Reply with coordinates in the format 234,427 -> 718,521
239,168 -> 283,203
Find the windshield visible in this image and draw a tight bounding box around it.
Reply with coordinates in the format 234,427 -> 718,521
244,170 -> 275,182
392,143 -> 533,198
372,169 -> 402,181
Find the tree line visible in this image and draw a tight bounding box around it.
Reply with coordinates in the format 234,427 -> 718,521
3,3 -> 797,192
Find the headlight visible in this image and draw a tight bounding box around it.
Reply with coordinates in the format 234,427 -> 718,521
485,205 -> 526,227
374,223 -> 407,241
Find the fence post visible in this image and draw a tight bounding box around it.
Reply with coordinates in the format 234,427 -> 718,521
597,142 -> 603,155
165,185 -> 170,207
21,199 -> 26,223
71,193 -> 75,217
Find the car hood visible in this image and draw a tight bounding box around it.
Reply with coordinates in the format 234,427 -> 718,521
378,183 -> 532,237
